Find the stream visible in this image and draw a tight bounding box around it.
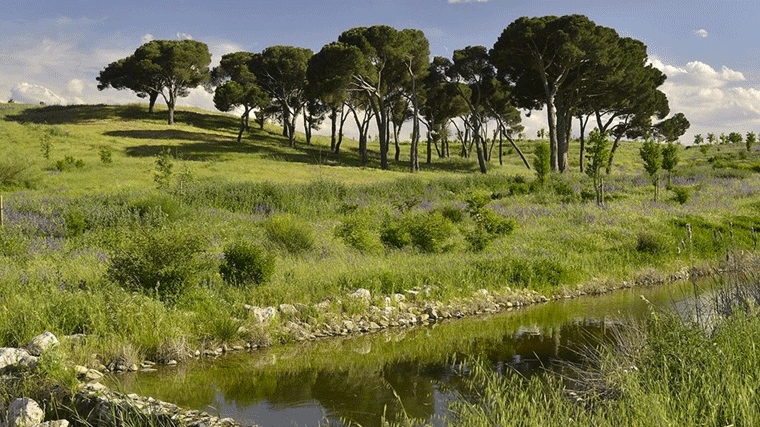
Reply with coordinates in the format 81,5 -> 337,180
107,279 -> 713,427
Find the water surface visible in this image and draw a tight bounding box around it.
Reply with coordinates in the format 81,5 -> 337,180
110,280 -> 710,427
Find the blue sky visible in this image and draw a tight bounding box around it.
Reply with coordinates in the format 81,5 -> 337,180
2,0 -> 759,142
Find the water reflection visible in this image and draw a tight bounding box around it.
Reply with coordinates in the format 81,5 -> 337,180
110,280 -> 712,427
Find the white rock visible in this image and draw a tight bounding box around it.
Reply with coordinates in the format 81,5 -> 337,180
251,307 -> 277,324
7,398 -> 44,427
0,348 -> 37,371
38,420 -> 70,427
350,288 -> 371,301
278,304 -> 298,316
26,332 -> 59,356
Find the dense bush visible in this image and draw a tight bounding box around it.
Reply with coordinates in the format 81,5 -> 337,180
129,193 -> 186,224
55,156 -> 84,171
220,241 -> 275,286
636,230 -> 667,255
265,214 -> 314,254
0,156 -> 39,188
671,186 -> 691,205
336,213 -> 383,253
107,228 -> 208,303
379,217 -> 411,249
407,211 -> 456,253
478,209 -> 515,235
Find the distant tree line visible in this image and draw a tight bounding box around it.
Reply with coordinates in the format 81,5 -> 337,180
97,14 -> 690,174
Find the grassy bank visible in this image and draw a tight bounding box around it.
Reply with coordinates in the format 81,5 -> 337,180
1,102 -> 760,368
401,264 -> 760,427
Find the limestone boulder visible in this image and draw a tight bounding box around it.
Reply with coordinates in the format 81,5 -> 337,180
26,332 -> 59,356
0,348 -> 37,372
6,398 -> 44,427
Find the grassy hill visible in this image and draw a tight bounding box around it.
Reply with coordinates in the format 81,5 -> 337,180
2,102 -> 760,367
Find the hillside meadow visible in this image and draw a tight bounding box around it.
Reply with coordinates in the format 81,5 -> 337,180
1,101 -> 759,369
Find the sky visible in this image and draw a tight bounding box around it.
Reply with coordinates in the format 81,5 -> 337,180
2,0 -> 760,143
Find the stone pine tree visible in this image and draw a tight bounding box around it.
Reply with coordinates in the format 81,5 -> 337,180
97,57 -> 160,112
654,112 -> 690,143
421,56 -> 468,163
250,46 -> 313,147
640,139 -> 661,202
491,15 -> 626,172
211,52 -> 269,142
306,42 -> 365,154
98,40 -> 211,125
338,26 -> 430,170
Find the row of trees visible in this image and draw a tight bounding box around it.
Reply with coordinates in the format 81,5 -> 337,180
97,15 -> 689,174
694,131 -> 757,152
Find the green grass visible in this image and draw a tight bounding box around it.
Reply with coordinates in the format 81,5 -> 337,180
388,268 -> 760,427
2,102 -> 760,369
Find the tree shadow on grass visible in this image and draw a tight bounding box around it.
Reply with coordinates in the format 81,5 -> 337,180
4,104 -> 238,133
118,128 -> 485,172
7,104 -> 484,173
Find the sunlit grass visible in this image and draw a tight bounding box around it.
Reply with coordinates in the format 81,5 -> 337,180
2,102 -> 760,371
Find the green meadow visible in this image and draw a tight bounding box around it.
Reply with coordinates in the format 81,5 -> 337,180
1,101 -> 759,370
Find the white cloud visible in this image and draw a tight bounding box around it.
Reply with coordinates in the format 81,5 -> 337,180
11,83 -> 68,105
694,29 -> 709,38
207,41 -> 245,67
648,56 -> 760,142
141,34 -> 154,44
177,32 -> 194,40
65,78 -> 85,94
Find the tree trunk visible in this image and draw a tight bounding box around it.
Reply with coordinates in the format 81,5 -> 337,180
166,93 -> 175,125
303,107 -> 312,146
504,133 -> 531,170
606,134 -> 624,174
498,128 -> 503,166
148,91 -> 158,113
288,108 -> 297,147
555,106 -> 570,172
578,115 -> 589,173
238,108 -> 251,143
282,107 -> 290,137
472,115 -> 487,174
329,107 -> 338,152
336,106 -> 348,155
394,123 -> 401,162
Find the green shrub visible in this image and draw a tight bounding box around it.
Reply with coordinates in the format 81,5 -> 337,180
636,230 -> 667,255
671,186 -> 691,205
55,156 -> 84,171
379,218 -> 411,249
465,226 -> 492,252
478,209 -> 515,236
99,145 -> 113,164
107,228 -> 207,303
336,214 -> 383,253
63,208 -> 87,237
437,204 -> 465,223
483,258 -> 568,288
0,156 -> 39,188
129,193 -> 185,223
154,148 -> 173,189
220,242 -> 275,286
265,214 -> 314,254
407,211 -> 455,253
464,190 -> 492,213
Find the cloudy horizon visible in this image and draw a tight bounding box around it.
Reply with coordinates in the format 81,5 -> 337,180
3,0 -> 759,144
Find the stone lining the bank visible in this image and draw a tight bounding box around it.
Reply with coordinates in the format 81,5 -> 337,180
0,333 -> 253,427
89,265 -> 717,370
